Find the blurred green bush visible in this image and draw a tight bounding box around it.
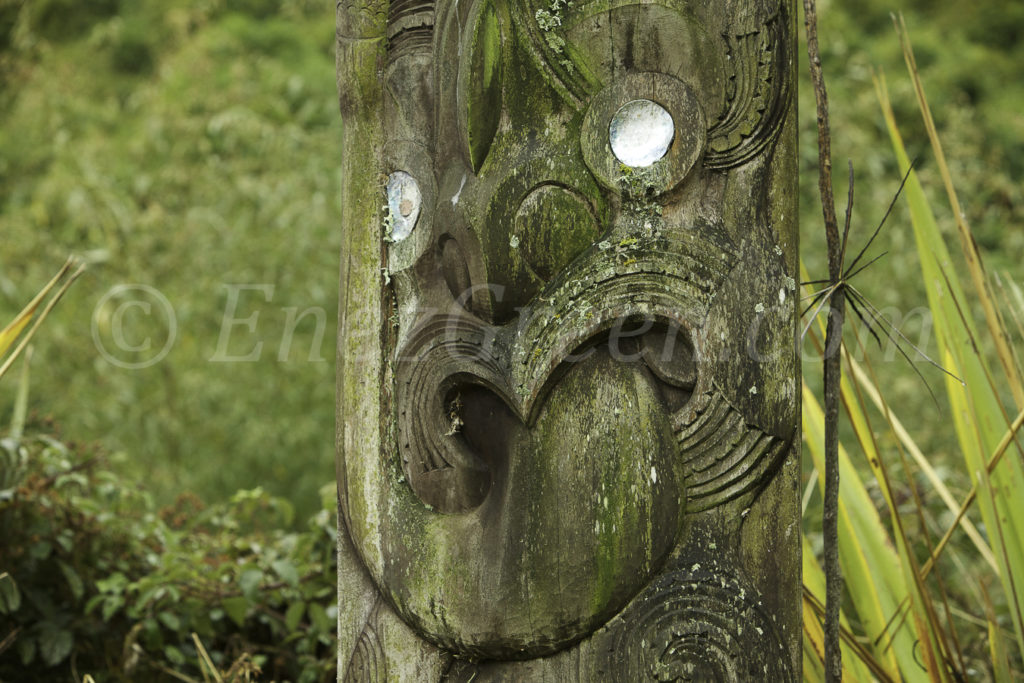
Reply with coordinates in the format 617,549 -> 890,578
0,0 -> 340,519
0,420 -> 337,681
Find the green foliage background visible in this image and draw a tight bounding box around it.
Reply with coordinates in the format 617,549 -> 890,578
795,2 -> 1024,577
1,0 -> 342,521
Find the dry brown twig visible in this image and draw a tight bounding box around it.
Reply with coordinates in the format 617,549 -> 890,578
801,0 -> 845,679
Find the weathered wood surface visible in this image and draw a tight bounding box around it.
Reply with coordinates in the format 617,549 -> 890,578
336,0 -> 800,679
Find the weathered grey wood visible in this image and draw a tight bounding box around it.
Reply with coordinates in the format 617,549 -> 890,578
336,0 -> 800,679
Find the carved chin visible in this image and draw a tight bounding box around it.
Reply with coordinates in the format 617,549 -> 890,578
361,350 -> 682,659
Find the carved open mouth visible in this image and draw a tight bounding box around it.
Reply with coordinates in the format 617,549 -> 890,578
396,227 -> 729,512
396,224 -> 790,526
430,320 -> 699,511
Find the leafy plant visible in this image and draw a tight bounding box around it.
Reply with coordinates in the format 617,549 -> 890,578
801,18 -> 1024,681
0,416 -> 338,681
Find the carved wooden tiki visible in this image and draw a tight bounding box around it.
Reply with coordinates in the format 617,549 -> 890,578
336,0 -> 799,678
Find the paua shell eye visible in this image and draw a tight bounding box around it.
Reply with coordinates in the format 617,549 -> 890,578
609,99 -> 675,168
581,73 -> 706,195
461,0 -> 503,172
385,171 -> 422,241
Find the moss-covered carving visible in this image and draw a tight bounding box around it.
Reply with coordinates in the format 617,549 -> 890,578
336,0 -> 800,679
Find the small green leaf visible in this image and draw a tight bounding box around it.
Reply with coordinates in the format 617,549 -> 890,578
307,602 -> 331,633
222,596 -> 249,627
165,644 -> 186,667
0,573 -> 21,614
285,600 -> 305,632
58,561 -> 84,601
38,622 -> 73,666
28,540 -> 52,560
142,617 -> 161,640
239,568 -> 263,599
54,528 -> 74,552
84,594 -> 105,615
101,595 -> 125,622
272,559 -> 300,587
17,635 -> 36,666
96,572 -> 128,594
157,611 -> 181,632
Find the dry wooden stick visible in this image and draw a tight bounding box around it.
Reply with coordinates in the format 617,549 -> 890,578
802,0 -> 846,680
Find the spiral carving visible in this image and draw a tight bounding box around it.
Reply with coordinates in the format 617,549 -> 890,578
705,6 -> 792,169
609,566 -> 795,682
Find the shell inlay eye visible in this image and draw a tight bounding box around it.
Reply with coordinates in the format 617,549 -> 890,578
609,99 -> 675,167
386,171 -> 421,241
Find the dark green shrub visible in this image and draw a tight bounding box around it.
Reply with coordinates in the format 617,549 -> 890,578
0,0 -> 22,54
109,23 -> 154,74
224,0 -> 282,21
26,0 -> 119,41
0,422 -> 337,681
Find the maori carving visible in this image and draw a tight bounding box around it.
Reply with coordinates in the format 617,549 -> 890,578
343,606 -> 387,683
706,7 -> 792,168
336,0 -> 800,678
607,560 -> 796,681
674,386 -> 789,513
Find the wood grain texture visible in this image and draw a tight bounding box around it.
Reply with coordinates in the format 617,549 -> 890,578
336,0 -> 800,678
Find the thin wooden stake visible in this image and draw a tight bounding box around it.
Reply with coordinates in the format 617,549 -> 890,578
802,0 -> 845,679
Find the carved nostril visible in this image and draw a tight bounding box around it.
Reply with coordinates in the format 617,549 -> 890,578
609,99 -> 675,167
640,325 -> 697,413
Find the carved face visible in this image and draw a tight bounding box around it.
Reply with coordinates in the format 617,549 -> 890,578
339,0 -> 795,663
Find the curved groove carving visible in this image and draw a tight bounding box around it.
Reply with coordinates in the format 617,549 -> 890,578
511,3 -> 587,109
705,7 -> 791,169
396,315 -> 512,511
387,0 -> 435,58
609,566 -> 796,682
343,620 -> 387,683
461,0 -> 503,172
672,387 -> 790,512
511,231 -> 735,413
395,230 -> 737,512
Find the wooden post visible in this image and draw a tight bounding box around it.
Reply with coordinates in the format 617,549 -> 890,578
336,0 -> 800,679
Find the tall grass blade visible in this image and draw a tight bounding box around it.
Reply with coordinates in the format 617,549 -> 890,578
876,70 -> 1024,663
0,258 -> 75,357
10,346 -> 32,440
844,353 -> 997,573
983,583 -> 1014,683
804,380 -> 927,680
841,337 -> 960,680
894,14 -> 1024,409
994,273 -> 1024,356
0,258 -> 85,382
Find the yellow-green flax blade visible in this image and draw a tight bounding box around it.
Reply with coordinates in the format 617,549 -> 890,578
876,72 -> 1024,662
802,533 -> 879,682
804,382 -> 926,681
